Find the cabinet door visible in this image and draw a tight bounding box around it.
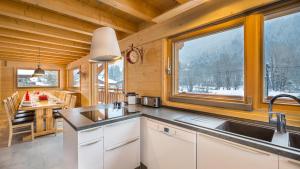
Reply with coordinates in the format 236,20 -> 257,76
104,139 -> 140,169
78,139 -> 103,169
197,133 -> 278,169
279,156 -> 300,169
142,118 -> 196,169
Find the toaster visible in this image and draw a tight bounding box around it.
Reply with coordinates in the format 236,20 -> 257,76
141,96 -> 161,108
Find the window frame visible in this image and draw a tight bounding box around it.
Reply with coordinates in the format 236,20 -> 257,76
167,18 -> 252,111
16,68 -> 60,89
261,6 -> 300,106
69,67 -> 81,89
92,56 -> 125,104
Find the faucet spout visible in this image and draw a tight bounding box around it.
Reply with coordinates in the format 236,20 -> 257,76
268,94 -> 300,133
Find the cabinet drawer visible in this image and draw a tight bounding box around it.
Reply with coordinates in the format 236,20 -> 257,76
78,127 -> 103,144
78,139 -> 103,169
104,118 -> 140,149
104,139 -> 140,169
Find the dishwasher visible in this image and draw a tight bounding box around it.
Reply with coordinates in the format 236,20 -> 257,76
142,118 -> 197,169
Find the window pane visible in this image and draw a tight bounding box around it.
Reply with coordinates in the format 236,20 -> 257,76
264,12 -> 300,98
17,69 -> 59,88
72,68 -> 80,87
97,63 -> 106,104
175,26 -> 244,96
108,58 -> 124,103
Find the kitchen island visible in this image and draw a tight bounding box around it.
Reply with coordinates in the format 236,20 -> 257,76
60,104 -> 300,169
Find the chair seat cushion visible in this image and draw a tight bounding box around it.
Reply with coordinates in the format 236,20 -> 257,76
53,112 -> 62,119
16,110 -> 35,114
53,108 -> 62,111
12,116 -> 34,125
15,112 -> 34,118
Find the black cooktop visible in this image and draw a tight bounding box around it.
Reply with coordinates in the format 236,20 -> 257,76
80,107 -> 140,122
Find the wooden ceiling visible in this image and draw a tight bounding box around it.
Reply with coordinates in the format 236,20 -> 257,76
0,0 -> 185,65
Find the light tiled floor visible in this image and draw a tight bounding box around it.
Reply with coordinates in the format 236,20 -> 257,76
0,133 -> 63,169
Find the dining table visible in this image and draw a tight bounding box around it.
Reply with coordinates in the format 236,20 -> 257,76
19,92 -> 65,137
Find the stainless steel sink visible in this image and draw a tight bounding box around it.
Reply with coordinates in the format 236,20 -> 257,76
216,121 -> 275,142
289,133 -> 300,149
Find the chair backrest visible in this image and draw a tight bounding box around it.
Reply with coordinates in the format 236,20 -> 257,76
3,99 -> 14,127
11,92 -> 20,110
69,95 -> 77,108
58,92 -> 66,101
64,94 -> 72,108
7,97 -> 16,117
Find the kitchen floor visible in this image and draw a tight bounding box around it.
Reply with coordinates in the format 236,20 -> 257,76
0,133 -> 63,169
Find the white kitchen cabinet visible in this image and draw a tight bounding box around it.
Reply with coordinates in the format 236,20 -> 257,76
197,132 -> 278,169
104,138 -> 140,169
279,156 -> 300,169
104,118 -> 140,169
142,117 -> 197,169
79,139 -> 104,169
63,120 -> 104,169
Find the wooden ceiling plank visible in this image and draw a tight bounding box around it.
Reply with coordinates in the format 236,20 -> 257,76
152,0 -> 208,23
0,28 -> 90,50
0,36 -> 88,55
97,0 -> 160,21
0,0 -> 95,36
175,0 -> 190,4
0,15 -> 91,44
0,50 -> 80,60
0,56 -> 70,64
0,42 -> 85,57
18,0 -> 138,34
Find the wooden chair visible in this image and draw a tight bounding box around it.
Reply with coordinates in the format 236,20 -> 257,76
7,97 -> 34,119
3,99 -> 34,147
53,95 -> 77,134
68,95 -> 77,109
64,94 -> 72,108
11,92 -> 20,111
58,91 -> 66,102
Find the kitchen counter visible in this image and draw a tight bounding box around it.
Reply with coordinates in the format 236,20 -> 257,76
60,104 -> 300,161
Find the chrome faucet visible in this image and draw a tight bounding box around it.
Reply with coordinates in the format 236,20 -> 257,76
268,94 -> 300,133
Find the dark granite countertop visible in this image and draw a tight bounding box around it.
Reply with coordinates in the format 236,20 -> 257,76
60,104 -> 300,161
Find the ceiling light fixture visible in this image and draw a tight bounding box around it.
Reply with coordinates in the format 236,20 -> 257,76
89,27 -> 121,62
32,48 -> 45,77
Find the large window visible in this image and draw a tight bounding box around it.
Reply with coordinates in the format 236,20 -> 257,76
173,26 -> 244,98
17,69 -> 59,88
264,11 -> 300,99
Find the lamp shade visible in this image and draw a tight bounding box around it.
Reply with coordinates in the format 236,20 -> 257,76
89,27 -> 121,62
32,65 -> 45,77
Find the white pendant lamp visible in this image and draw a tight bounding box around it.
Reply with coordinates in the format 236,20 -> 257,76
89,27 -> 121,62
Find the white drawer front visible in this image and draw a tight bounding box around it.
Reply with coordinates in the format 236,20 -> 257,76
104,139 -> 140,169
78,127 -> 103,144
78,139 -> 103,169
104,118 -> 140,150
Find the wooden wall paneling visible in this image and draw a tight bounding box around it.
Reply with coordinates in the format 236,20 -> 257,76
125,40 -> 162,97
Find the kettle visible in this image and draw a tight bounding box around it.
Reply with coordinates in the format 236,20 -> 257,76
126,92 -> 138,105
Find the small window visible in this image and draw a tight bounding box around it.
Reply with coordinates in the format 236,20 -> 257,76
264,11 -> 300,100
17,69 -> 59,88
72,68 -> 80,88
173,26 -> 244,99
